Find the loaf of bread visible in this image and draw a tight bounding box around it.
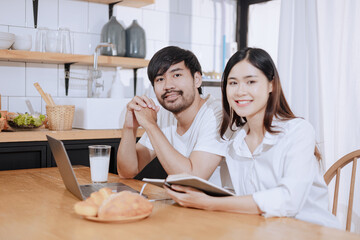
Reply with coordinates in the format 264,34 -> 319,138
98,191 -> 153,220
74,188 -> 153,220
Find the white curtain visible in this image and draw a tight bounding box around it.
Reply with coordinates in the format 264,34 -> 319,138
277,0 -> 360,232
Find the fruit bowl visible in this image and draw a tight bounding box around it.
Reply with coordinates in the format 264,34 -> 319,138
7,113 -> 46,129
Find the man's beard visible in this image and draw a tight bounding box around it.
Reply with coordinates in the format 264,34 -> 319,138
158,89 -> 195,114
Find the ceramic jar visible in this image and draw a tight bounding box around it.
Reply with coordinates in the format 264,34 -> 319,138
100,16 -> 126,56
125,20 -> 146,58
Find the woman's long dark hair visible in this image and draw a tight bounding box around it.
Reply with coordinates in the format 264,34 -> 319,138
220,47 -> 321,161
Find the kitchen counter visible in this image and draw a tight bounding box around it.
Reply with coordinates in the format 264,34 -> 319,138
0,127 -> 145,143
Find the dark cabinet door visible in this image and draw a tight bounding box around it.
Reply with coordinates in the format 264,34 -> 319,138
0,142 -> 47,170
49,139 -> 120,174
0,138 -> 120,173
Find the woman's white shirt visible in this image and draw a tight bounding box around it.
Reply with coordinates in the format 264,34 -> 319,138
224,118 -> 339,228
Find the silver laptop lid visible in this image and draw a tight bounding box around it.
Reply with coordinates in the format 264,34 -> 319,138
47,135 -> 84,200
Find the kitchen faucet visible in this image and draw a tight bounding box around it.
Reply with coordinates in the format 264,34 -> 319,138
88,43 -> 117,97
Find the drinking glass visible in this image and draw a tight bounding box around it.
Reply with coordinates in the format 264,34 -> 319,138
59,28 -> 72,54
45,29 -> 60,53
35,27 -> 48,52
88,145 -> 111,183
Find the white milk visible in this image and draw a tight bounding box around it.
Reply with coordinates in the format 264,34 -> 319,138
90,156 -> 110,183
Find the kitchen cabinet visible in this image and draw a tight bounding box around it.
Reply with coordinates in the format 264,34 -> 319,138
0,128 -> 145,172
51,138 -> 121,173
0,142 -> 47,170
0,138 -> 120,173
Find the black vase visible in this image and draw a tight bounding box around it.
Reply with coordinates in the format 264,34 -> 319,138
100,16 -> 126,56
125,20 -> 146,58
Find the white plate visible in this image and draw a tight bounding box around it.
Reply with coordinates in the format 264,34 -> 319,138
83,212 -> 151,223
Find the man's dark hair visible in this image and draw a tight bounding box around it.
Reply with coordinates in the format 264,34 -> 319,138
147,46 -> 202,94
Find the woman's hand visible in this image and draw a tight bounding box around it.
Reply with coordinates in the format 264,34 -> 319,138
164,184 -> 213,210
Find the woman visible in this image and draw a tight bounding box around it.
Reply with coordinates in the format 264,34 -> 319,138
164,48 -> 339,228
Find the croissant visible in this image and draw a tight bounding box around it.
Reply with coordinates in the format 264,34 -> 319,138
73,187 -> 113,217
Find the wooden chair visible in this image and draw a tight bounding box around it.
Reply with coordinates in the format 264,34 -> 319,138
324,149 -> 360,231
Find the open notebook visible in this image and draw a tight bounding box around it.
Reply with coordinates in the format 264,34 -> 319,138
143,173 -> 235,197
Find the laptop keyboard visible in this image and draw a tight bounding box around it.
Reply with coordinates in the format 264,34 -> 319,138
80,182 -> 141,199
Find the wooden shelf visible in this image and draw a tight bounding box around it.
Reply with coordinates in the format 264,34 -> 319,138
78,0 -> 155,8
0,50 -> 149,69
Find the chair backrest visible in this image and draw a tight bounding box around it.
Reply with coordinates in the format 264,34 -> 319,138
324,149 -> 360,231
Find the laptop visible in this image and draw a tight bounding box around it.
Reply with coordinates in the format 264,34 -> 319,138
47,135 -> 140,200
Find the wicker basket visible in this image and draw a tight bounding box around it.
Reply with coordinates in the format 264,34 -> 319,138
0,118 -> 5,132
46,105 -> 75,131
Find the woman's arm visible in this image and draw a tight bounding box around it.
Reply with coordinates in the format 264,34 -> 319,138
164,185 -> 262,214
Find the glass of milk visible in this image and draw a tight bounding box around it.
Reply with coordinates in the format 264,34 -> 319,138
88,145 -> 111,183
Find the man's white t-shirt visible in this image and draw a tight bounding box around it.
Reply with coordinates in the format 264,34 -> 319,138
222,118 -> 340,228
138,95 -> 227,184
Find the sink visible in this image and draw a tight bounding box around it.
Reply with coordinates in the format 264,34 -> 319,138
55,98 -> 131,129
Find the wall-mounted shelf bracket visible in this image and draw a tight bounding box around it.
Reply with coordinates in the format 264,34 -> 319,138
133,68 -> 138,96
32,0 -> 39,28
64,63 -> 75,96
109,1 -> 122,19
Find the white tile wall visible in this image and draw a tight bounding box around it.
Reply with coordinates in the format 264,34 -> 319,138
1,96 -> 9,111
143,10 -> 170,41
0,0 -> 26,27
25,0 -> 59,29
88,3 -> 108,34
59,0 -> 88,32
0,0 -> 236,114
154,0 -> 178,13
115,6 -> 143,28
0,62 -> 26,96
0,25 -> 8,32
145,39 -> 156,60
118,69 -> 136,98
9,96 -> 42,114
191,0 -> 217,18
191,44 -> 215,72
191,16 -> 215,46
178,0 -> 192,15
25,63 -> 58,96
73,32 -> 100,55
169,14 -> 191,43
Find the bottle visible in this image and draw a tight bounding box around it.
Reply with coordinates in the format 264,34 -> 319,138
125,20 -> 146,58
100,16 -> 126,56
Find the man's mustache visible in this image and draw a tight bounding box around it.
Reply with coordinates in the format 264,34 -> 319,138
161,90 -> 183,99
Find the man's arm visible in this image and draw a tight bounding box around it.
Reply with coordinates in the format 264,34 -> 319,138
134,107 -> 223,180
117,97 -> 157,178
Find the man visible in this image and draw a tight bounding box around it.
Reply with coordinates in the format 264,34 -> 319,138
117,46 -> 226,182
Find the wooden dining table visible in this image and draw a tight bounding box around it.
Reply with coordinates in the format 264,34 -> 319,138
0,166 -> 359,240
